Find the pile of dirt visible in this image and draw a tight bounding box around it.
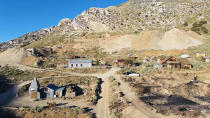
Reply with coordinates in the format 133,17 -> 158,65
72,28 -> 203,52
100,34 -> 135,52
21,56 -> 39,66
132,28 -> 203,51
0,48 -> 28,65
158,28 -> 203,50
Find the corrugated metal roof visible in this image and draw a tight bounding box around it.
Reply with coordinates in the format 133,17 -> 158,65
30,77 -> 39,90
47,84 -> 58,90
57,87 -> 65,91
69,59 -> 92,63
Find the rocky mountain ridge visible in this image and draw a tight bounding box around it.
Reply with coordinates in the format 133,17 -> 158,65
0,26 -> 56,50
0,0 -> 209,50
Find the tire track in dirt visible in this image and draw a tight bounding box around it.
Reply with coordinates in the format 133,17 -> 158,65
95,77 -> 110,118
112,68 -> 161,118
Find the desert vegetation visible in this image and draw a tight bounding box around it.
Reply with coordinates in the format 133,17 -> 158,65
0,106 -> 93,118
191,21 -> 208,34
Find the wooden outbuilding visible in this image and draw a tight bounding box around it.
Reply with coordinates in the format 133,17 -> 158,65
115,59 -> 126,68
178,58 -> 193,69
154,56 -> 193,69
161,56 -> 181,68
196,52 -> 206,58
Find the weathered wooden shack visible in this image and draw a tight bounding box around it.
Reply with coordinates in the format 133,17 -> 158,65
161,56 -> 181,68
115,59 -> 126,68
196,52 -> 206,58
178,58 -> 193,69
154,56 -> 192,69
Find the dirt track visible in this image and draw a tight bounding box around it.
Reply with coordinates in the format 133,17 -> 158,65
95,73 -> 111,118
112,69 -> 161,118
1,66 -> 163,118
94,68 -> 162,118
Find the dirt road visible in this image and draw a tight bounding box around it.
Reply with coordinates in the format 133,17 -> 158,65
94,68 -> 117,118
110,68 -> 161,118
94,67 -> 161,118
95,75 -> 110,118
0,65 -> 161,118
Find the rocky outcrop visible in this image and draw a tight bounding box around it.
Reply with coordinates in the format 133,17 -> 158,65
58,0 -> 210,36
0,26 -> 56,51
0,0 -> 209,50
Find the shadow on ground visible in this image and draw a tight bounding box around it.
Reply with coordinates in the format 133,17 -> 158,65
0,107 -> 20,118
0,74 -> 16,106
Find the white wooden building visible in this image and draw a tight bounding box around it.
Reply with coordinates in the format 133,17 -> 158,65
68,59 -> 92,68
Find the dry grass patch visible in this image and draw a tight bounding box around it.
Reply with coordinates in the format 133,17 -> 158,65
7,107 -> 92,118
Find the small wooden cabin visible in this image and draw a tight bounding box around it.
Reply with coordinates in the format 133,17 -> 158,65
115,59 -> 126,68
160,56 -> 192,69
178,58 -> 193,69
201,57 -> 210,62
161,56 -> 181,68
196,52 -> 206,58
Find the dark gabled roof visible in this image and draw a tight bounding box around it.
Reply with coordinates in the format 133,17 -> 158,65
159,56 -> 191,65
47,84 -> 59,90
160,56 -> 175,64
116,59 -> 125,63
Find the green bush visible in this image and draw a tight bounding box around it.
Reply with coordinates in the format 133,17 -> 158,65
191,21 -> 208,34
191,26 -> 201,34
140,67 -> 157,75
71,107 -> 80,115
201,27 -> 208,34
192,22 -> 199,27
110,109 -> 118,118
18,84 -> 30,96
183,22 -> 188,26
199,20 -> 207,25
30,106 -> 44,113
0,65 -> 24,77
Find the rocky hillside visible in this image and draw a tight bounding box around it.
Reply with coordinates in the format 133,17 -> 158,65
58,0 -> 210,34
0,26 -> 56,50
0,0 -> 209,50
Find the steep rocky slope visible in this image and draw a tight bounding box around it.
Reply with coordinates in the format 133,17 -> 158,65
0,26 -> 56,50
0,48 -> 28,65
0,0 -> 209,50
58,0 -> 210,35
